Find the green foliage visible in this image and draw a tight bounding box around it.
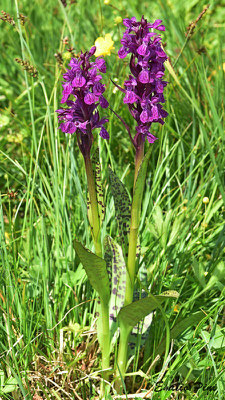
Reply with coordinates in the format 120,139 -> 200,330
73,239 -> 110,303
87,148 -> 105,228
104,235 -> 126,338
109,167 -> 131,259
118,291 -> 179,330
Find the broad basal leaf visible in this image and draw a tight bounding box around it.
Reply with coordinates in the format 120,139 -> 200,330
118,291 -> 179,330
73,240 -> 110,303
109,167 -> 131,259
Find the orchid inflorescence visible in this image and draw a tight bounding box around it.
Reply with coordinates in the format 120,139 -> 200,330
56,46 -> 109,156
117,16 -> 168,146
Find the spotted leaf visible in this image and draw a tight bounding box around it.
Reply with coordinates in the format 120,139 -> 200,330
87,148 -> 105,230
108,167 -> 131,259
104,236 -> 126,338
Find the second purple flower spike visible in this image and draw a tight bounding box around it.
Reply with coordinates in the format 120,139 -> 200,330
118,16 -> 168,146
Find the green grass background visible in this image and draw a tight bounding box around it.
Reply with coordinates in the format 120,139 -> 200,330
0,0 -> 225,399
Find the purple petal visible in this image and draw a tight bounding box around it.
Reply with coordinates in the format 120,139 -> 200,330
137,44 -> 148,56
123,17 -> 137,28
156,49 -> 167,58
72,74 -> 86,88
156,25 -> 165,31
149,105 -> 159,121
140,110 -> 149,123
93,82 -> 105,95
146,132 -> 158,143
61,83 -> 73,103
118,47 -> 128,59
84,92 -> 96,105
123,91 -> 138,104
155,81 -> 164,93
99,95 -> 109,108
100,127 -> 109,139
138,70 -> 149,83
96,58 -> 106,73
59,122 -> 77,134
88,46 -> 96,57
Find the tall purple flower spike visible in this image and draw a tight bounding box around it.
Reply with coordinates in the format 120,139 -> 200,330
56,47 -> 109,155
117,16 -> 168,146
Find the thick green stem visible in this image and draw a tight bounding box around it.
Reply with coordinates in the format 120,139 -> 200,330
125,140 -> 144,306
133,140 -> 145,191
100,300 -> 110,376
115,141 -> 145,392
84,154 -> 102,258
84,153 -> 110,397
115,324 -> 130,393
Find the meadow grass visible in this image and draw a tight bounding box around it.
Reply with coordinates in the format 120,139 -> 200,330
0,0 -> 225,399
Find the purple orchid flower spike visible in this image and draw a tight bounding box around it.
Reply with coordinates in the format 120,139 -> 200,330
56,46 -> 109,157
117,15 -> 168,149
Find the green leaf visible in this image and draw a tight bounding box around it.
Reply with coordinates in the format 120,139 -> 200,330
201,325 -> 225,349
192,257 -> 206,288
118,291 -> 179,330
104,236 -> 126,334
207,261 -> 225,289
73,240 -> 110,303
87,148 -> 105,229
92,148 -> 105,224
0,373 -> 18,394
109,167 -> 131,259
156,311 -> 205,356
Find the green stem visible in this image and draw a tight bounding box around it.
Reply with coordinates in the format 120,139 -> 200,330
84,153 -> 110,397
115,141 -> 145,392
115,324 -> 130,394
125,140 -> 144,306
133,140 -> 145,191
84,154 -> 102,258
101,300 -> 110,376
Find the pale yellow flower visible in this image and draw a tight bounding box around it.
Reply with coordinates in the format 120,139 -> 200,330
114,16 -> 122,25
104,0 -> 110,4
63,51 -> 72,61
94,34 -> 114,57
203,197 -> 209,204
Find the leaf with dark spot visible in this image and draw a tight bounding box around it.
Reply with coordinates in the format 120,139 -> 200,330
108,167 -> 131,260
104,236 -> 126,340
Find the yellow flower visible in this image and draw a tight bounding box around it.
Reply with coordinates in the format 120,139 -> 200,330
203,197 -> 209,204
173,304 -> 180,313
63,51 -> 72,61
94,34 -> 114,57
114,16 -> 122,25
104,0 -> 110,4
